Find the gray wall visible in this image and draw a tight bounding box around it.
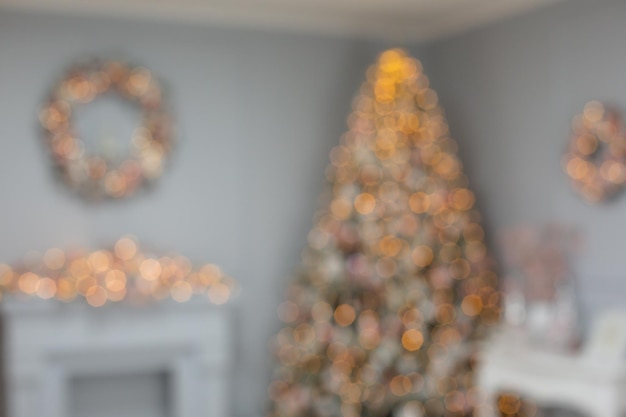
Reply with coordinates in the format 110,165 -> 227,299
0,11 -> 376,417
422,0 -> 626,321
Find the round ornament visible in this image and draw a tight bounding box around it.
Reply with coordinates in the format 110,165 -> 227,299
563,101 -> 626,203
39,60 -> 174,200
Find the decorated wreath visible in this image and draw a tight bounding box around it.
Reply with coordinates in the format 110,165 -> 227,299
39,60 -> 174,200
563,101 -> 626,202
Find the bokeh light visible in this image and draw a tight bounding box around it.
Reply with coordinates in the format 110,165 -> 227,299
0,236 -> 236,307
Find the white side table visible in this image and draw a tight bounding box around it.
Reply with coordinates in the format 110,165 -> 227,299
476,311 -> 626,417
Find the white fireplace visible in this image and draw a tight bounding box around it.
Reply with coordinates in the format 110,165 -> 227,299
1,296 -> 233,417
70,371 -> 171,417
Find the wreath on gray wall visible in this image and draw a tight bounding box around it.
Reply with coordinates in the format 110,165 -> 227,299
563,101 -> 626,203
39,60 -> 174,200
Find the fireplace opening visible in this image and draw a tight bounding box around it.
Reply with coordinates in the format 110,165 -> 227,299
69,371 -> 171,417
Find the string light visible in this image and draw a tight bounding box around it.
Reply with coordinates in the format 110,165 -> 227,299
269,49 -> 499,417
0,236 -> 236,307
39,60 -> 174,200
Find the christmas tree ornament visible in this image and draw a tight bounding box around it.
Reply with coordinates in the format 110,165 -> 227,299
268,49 -> 499,417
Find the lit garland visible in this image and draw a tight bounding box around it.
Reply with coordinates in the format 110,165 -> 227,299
268,49 -> 499,417
0,237 -> 236,307
39,60 -> 174,200
562,101 -> 626,203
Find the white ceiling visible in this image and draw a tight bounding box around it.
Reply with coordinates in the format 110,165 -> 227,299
0,0 -> 567,41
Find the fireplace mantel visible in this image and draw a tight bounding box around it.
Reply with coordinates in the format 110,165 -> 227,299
1,296 -> 233,417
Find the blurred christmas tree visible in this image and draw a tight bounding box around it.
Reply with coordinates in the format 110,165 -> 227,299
268,49 -> 500,417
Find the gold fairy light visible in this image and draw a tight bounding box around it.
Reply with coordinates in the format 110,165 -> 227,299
269,49 -> 499,417
0,236 -> 236,307
39,60 -> 174,200
563,101 -> 626,202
